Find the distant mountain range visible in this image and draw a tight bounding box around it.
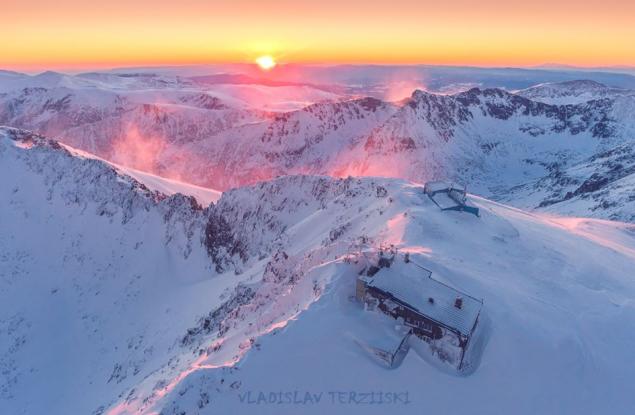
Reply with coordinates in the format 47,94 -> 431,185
516,79 -> 635,104
1,69 -> 634,222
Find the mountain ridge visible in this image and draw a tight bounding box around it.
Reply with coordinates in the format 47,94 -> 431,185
0,76 -> 634,222
2,127 -> 635,414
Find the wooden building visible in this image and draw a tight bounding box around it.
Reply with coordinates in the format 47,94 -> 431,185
357,260 -> 482,369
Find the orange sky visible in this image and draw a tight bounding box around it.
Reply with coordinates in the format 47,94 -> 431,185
2,0 -> 634,71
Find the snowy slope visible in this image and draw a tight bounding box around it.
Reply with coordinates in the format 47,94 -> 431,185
109,179 -> 635,415
0,127 -> 225,415
2,127 -> 635,414
122,182 -> 635,415
496,143 -> 635,222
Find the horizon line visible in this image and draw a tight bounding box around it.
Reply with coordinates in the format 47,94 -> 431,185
3,62 -> 635,76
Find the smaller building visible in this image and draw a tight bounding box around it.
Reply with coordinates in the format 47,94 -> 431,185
357,259 -> 482,369
424,181 -> 480,216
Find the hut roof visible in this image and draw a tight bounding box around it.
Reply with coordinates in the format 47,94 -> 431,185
367,261 -> 482,336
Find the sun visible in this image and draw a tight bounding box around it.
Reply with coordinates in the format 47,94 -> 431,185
255,55 -> 276,70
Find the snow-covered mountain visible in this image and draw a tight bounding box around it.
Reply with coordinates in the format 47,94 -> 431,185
161,97 -> 400,189
0,83 -> 265,164
516,80 -> 635,104
352,88 -> 622,180
2,127 -> 635,414
160,86 -> 633,189
352,88 -> 635,221
0,127 -> 214,414
498,143 -> 635,222
0,70 -> 353,181
162,86 -> 635,223
1,71 -> 635,222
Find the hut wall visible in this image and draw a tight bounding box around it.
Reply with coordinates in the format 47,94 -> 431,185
355,278 -> 367,302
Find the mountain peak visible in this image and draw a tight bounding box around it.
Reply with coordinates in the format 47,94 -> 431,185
33,70 -> 65,79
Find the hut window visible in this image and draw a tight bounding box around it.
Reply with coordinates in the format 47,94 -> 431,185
454,297 -> 463,309
428,297 -> 434,304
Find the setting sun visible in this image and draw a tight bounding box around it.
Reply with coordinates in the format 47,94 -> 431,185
256,55 -> 276,70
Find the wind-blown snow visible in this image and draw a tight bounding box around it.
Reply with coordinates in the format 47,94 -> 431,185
114,167 -> 221,206
57,141 -> 221,205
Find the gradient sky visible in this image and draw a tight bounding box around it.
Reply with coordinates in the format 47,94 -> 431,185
2,0 -> 634,71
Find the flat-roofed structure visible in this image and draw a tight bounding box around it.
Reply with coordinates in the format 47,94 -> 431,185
424,181 -> 480,216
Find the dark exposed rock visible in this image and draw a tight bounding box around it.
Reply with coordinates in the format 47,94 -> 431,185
204,213 -> 243,273
181,285 -> 255,347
